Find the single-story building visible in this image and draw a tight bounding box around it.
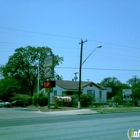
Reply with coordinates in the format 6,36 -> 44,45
41,80 -> 107,104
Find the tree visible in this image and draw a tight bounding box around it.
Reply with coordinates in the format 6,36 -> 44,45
132,82 -> 140,100
2,46 -> 63,96
100,77 -> 121,87
126,76 -> 140,102
0,77 -> 21,101
126,75 -> 140,87
100,77 -> 122,98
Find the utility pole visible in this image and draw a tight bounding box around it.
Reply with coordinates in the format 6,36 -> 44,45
78,39 -> 87,109
37,61 -> 39,96
74,72 -> 78,81
86,79 -> 90,82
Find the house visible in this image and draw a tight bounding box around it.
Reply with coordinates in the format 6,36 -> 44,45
42,80 -> 107,104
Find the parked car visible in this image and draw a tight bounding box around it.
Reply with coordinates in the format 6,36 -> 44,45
11,100 -> 25,107
0,101 -> 11,108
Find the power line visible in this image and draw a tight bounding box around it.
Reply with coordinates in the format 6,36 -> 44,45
0,27 -> 81,40
1,26 -> 140,51
56,67 -> 140,71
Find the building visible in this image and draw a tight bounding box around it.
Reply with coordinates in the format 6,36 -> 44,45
41,80 -> 107,104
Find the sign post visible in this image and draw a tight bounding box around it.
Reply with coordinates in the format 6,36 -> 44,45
44,52 -> 55,109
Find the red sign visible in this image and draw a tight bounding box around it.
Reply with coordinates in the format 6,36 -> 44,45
43,81 -> 56,88
43,81 -> 50,88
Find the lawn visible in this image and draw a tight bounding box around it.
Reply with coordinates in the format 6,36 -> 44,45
91,105 -> 140,114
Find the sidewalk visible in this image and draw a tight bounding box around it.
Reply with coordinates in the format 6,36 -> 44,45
37,109 -> 97,115
26,106 -> 97,115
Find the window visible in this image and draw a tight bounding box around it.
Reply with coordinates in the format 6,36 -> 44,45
87,90 -> 92,94
87,90 -> 95,98
99,91 -> 102,99
54,90 -> 57,96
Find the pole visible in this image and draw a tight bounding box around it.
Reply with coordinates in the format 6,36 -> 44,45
37,61 -> 39,107
78,39 -> 87,109
37,62 -> 39,95
48,88 -> 50,109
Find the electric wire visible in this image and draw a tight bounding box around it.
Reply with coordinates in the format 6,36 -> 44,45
56,67 -> 140,71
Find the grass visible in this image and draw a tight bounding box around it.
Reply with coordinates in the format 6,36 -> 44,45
90,105 -> 140,114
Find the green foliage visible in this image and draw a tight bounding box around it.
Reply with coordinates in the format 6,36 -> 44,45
2,46 -> 63,96
100,77 -> 131,99
0,77 -> 21,101
100,77 -> 122,98
100,77 -> 122,87
10,94 -> 32,106
80,94 -> 93,107
114,95 -> 123,104
132,82 -> 140,100
127,76 -> 140,87
123,100 -> 134,107
71,95 -> 78,107
32,92 -> 48,106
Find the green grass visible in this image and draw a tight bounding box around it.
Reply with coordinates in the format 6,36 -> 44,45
91,105 -> 140,114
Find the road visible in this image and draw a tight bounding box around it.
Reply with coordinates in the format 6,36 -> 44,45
0,108 -> 140,140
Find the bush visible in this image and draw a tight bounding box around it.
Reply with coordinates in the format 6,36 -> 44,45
114,95 -> 122,104
80,94 -> 93,107
123,100 -> 134,107
32,92 -> 48,106
38,96 -> 48,106
53,96 -> 73,107
10,94 -> 32,106
71,95 -> 78,107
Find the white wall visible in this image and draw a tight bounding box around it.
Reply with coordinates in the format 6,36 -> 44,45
40,85 -> 66,103
83,85 -> 107,103
50,85 -> 67,103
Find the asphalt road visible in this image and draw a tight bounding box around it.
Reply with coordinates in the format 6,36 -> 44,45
0,108 -> 140,140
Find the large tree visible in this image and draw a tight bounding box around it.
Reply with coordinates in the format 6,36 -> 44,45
100,77 -> 123,98
127,76 -> 140,101
2,46 -> 63,96
126,75 -> 140,87
0,77 -> 21,101
100,77 -> 132,101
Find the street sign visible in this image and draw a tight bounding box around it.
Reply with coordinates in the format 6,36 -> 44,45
44,56 -> 53,67
45,88 -> 50,93
122,89 -> 132,100
44,55 -> 54,79
45,88 -> 53,93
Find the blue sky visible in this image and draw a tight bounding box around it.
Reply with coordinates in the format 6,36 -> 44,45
0,0 -> 140,83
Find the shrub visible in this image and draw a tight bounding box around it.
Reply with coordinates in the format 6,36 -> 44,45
123,100 -> 134,107
53,96 -> 72,107
114,95 -> 122,104
80,94 -> 93,107
10,94 -> 32,106
32,92 -> 48,106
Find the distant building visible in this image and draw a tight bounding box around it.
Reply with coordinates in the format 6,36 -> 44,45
122,89 -> 132,101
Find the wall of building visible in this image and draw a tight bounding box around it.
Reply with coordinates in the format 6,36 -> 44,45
83,85 -> 107,103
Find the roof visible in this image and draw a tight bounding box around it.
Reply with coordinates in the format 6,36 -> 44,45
56,80 -> 106,90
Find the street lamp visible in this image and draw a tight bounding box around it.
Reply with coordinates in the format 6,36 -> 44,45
82,45 -> 102,65
78,42 -> 102,109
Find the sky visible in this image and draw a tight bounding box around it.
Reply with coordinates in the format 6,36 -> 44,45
0,0 -> 140,84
